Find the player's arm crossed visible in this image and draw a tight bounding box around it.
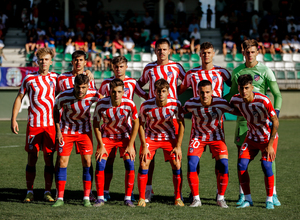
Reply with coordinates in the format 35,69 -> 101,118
124,118 -> 139,161
266,114 -> 279,162
11,92 -> 25,134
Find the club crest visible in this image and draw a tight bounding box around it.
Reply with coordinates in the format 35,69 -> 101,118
254,75 -> 260,81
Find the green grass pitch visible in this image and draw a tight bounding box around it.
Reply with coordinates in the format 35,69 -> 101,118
0,119 -> 299,219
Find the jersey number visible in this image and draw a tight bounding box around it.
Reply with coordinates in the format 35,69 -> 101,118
190,139 -> 200,148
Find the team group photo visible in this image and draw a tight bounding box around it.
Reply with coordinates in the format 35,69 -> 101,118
0,0 -> 299,219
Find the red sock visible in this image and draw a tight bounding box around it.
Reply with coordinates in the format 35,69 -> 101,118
138,173 -> 148,199
173,173 -> 181,199
95,170 -> 104,197
264,175 -> 274,197
83,180 -> 92,197
125,170 -> 135,197
56,180 -> 66,198
218,173 -> 229,196
44,166 -> 53,192
26,171 -> 36,191
188,171 -> 199,196
238,170 -> 250,195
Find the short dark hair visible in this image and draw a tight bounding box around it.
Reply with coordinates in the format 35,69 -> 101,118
154,79 -> 170,90
74,74 -> 89,85
200,42 -> 214,50
198,80 -> 212,89
72,50 -> 87,60
242,39 -> 258,51
110,78 -> 124,90
112,56 -> 128,65
155,39 -> 170,49
237,74 -> 253,86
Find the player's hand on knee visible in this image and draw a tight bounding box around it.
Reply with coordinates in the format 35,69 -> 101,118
140,147 -> 150,163
95,147 -> 107,162
265,146 -> 275,162
11,120 -> 19,134
124,146 -> 136,161
171,147 -> 182,162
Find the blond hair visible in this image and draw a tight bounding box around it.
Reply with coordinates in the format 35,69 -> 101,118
36,48 -> 55,60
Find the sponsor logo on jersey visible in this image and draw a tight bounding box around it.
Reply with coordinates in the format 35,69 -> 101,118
164,114 -> 171,119
212,76 -> 218,83
211,112 -> 217,118
124,88 -> 129,96
254,75 -> 260,81
253,111 -> 259,117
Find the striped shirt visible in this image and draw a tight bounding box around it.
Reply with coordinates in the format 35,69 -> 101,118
57,71 -> 96,93
99,76 -> 147,100
230,92 -> 276,143
138,60 -> 186,98
184,97 -> 234,141
93,97 -> 138,139
19,71 -> 57,127
139,98 -> 184,141
182,65 -> 231,97
55,89 -> 100,134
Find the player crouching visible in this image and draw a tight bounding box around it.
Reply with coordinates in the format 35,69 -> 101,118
53,74 -> 101,207
230,74 -> 279,209
137,79 -> 185,207
93,78 -> 139,207
184,80 -> 240,208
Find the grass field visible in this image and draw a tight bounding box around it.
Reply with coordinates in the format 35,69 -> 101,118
0,119 -> 299,219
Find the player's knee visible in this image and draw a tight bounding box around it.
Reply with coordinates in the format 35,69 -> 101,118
96,159 -> 107,171
26,164 -> 36,173
261,160 -> 273,177
188,156 -> 199,172
238,158 -> 249,171
217,158 -> 228,174
172,169 -> 181,175
124,159 -> 134,171
138,167 -> 148,175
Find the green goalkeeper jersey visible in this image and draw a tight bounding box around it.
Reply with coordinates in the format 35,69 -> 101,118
225,62 -> 282,110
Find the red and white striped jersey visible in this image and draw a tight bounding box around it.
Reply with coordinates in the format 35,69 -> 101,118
139,98 -> 184,141
230,92 -> 276,143
99,76 -> 147,100
182,65 -> 231,98
138,60 -> 186,99
93,97 -> 138,139
19,71 -> 57,127
57,71 -> 97,93
184,97 -> 234,141
55,89 -> 100,134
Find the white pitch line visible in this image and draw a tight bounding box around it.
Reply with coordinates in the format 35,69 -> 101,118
0,145 -> 20,148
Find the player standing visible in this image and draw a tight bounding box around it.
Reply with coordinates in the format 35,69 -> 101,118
184,80 -> 239,208
52,74 -> 100,207
93,78 -> 139,207
230,74 -> 279,209
56,50 -> 97,202
56,50 -> 97,94
178,42 -> 231,201
137,79 -> 185,207
224,39 -> 282,206
99,56 -> 148,201
11,48 -> 56,202
137,39 -> 186,202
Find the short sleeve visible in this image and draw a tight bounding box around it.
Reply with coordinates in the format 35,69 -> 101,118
139,104 -> 146,124
93,102 -> 102,123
